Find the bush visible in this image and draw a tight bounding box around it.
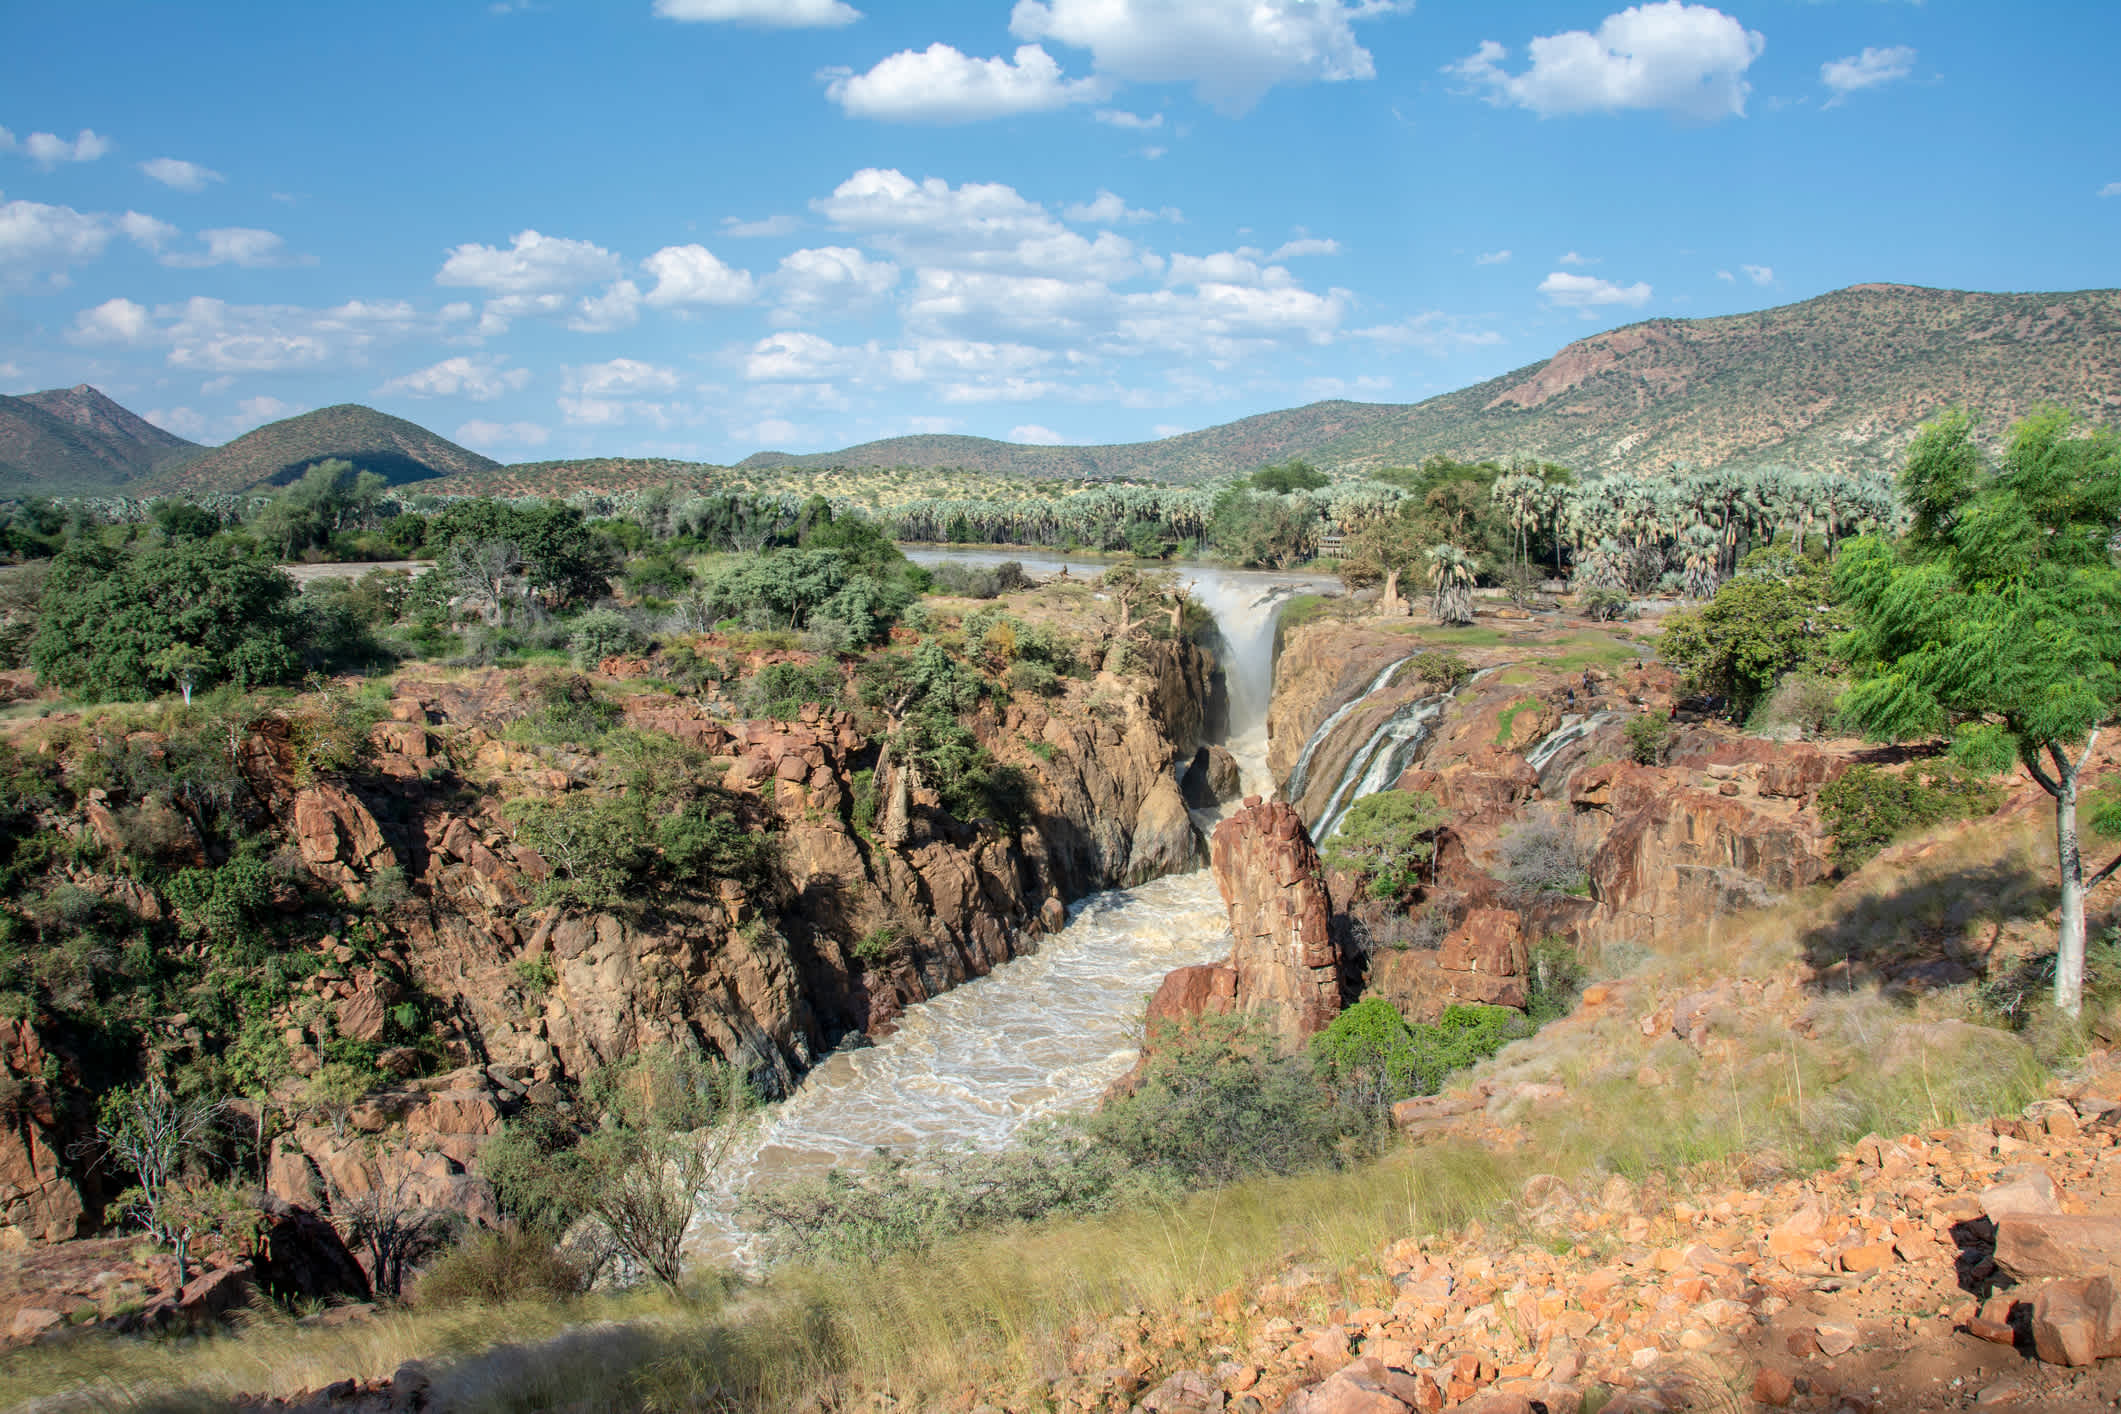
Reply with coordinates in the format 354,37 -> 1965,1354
1311,998 -> 1533,1115
928,563 -> 1003,599
743,660 -> 843,720
1578,586 -> 1633,622
1497,820 -> 1589,896
1321,791 -> 1446,902
656,793 -> 778,895
1817,763 -> 2004,871
1406,651 -> 1473,691
1657,558 -> 1844,718
1525,936 -> 1584,1025
1624,711 -> 1669,765
415,1227 -> 588,1308
567,608 -> 645,666
1752,672 -> 1844,739
1004,661 -> 1060,697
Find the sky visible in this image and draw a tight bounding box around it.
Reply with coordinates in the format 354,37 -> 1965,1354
2,1 -> 2116,465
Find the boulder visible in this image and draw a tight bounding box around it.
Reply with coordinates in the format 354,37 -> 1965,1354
1981,1164 -> 2064,1223
1145,964 -> 1238,1030
1125,777 -> 1200,884
1996,1214 -> 2121,1284
2031,1275 -> 2121,1367
1182,746 -> 1244,807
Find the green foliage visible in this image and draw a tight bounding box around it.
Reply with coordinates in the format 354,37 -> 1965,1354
1207,488 -> 1317,568
567,608 -> 645,667
655,791 -> 778,895
1310,998 -> 1532,1115
1407,651 -> 1473,691
1658,556 -> 1843,718
512,675 -> 623,747
166,857 -> 276,937
1816,763 -> 2004,870
511,794 -> 654,910
513,956 -> 558,995
893,707 -> 1031,826
1250,459 -> 1329,494
852,925 -> 905,970
427,500 -> 617,609
1578,586 -> 1633,622
743,660 -> 843,720
1525,936 -> 1585,1025
1322,791 -> 1446,902
415,1227 -> 588,1308
1623,711 -> 1670,766
31,539 -> 304,701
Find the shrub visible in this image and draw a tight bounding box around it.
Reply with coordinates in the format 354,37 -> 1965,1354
1752,672 -> 1844,739
1407,651 -> 1473,691
510,794 -> 652,909
1525,935 -> 1585,1025
1624,711 -> 1669,765
415,1227 -> 587,1308
1658,558 -> 1845,718
851,925 -> 906,970
1321,791 -> 1447,902
656,793 -> 778,895
743,660 -> 843,720
1311,998 -> 1533,1115
928,563 -> 1002,599
1578,586 -> 1633,622
567,608 -> 645,666
1816,763 -> 2004,871
1005,661 -> 1060,697
1497,820 -> 1589,896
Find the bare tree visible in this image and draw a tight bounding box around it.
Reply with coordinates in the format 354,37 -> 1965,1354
336,1153 -> 455,1299
444,537 -> 525,625
93,1079 -> 225,1286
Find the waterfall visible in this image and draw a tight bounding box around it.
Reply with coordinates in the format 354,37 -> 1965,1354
1283,655 -> 1415,806
1524,711 -> 1622,776
1312,696 -> 1450,840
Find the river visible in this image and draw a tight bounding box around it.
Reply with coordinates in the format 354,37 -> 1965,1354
693,552 -> 1339,1264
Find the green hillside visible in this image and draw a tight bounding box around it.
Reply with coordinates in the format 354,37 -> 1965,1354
147,404 -> 499,495
0,386 -> 198,494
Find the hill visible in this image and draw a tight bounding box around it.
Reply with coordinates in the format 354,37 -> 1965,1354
147,404 -> 500,495
737,284 -> 2121,483
0,386 -> 198,494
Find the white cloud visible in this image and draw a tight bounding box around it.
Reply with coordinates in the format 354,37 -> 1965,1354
1269,237 -> 1338,259
1011,424 -> 1067,444
1475,249 -> 1512,265
1140,145 -> 1167,160
745,331 -> 870,383
1010,0 -> 1404,116
118,211 -> 180,253
1742,263 -> 1773,285
1447,3 -> 1764,122
1538,270 -> 1652,309
1064,190 -> 1179,225
1558,250 -> 1596,266
814,168 -> 1155,283
654,0 -> 859,26
437,229 -> 621,293
1350,311 -> 1506,352
19,129 -> 111,167
1094,109 -> 1163,130
563,358 -> 681,397
0,197 -> 110,287
456,419 -> 550,449
640,243 -> 757,307
771,245 -> 899,322
162,227 -> 307,269
236,396 -> 295,427
2102,182 -> 2121,199
569,280 -> 643,332
71,295 -> 450,372
825,43 -> 1105,123
721,213 -> 801,238
1716,269 -> 1734,281
736,417 -> 802,446
380,354 -> 532,401
139,157 -> 224,191
1821,45 -> 1915,103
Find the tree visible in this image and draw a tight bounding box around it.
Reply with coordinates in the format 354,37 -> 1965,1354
1658,552 -> 1844,719
149,643 -> 212,705
31,540 -> 302,701
1428,544 -> 1475,626
95,1079 -> 226,1286
1321,790 -> 1447,901
1251,459 -> 1329,494
337,1153 -> 454,1299
1835,409 -> 2121,1016
442,537 -> 526,625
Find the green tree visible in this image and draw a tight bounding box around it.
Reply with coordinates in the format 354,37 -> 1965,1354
1428,543 -> 1475,626
148,643 -> 212,705
1658,552 -> 1845,718
1835,409 -> 2121,1015
1251,459 -> 1329,494
31,540 -> 302,701
1321,790 -> 1447,901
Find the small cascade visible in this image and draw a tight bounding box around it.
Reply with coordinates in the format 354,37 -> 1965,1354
1524,710 -> 1622,777
1284,655 -> 1415,805
1313,695 -> 1451,840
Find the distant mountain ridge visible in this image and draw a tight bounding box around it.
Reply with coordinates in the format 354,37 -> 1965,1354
4,284 -> 2114,501
0,385 -> 198,493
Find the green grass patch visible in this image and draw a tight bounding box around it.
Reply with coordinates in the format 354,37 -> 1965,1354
1494,698 -> 1538,746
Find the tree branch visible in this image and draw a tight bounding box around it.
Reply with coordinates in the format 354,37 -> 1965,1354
2024,753 -> 2062,798
2089,853 -> 2121,891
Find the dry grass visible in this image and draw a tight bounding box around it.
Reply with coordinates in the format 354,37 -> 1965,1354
2,816 -> 2071,1412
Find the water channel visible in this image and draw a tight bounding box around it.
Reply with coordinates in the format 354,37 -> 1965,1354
695,552 -> 1339,1263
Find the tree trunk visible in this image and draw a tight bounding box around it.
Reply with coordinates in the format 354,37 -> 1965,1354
2056,762 -> 2087,1018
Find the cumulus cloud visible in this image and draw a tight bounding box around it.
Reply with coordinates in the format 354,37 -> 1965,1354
1269,237 -> 1338,259
654,0 -> 859,26
1349,311 -> 1506,352
1063,190 -> 1179,225
1742,263 -> 1773,285
1558,250 -> 1596,266
380,354 -> 532,401
815,168 -> 1155,283
1094,109 -> 1163,129
569,280 -> 643,332
1011,424 -> 1067,444
1010,0 -> 1405,116
1821,45 -> 1916,103
437,229 -> 622,294
16,129 -> 111,167
0,196 -> 111,287
139,157 -> 224,191
118,211 -> 180,253
640,244 -> 757,307
1538,270 -> 1652,310
161,227 -> 308,269
456,419 -> 550,448
825,43 -> 1105,123
1448,3 -> 1764,122
1476,249 -> 1512,265
721,213 -> 801,238
563,358 -> 681,398
770,245 -> 899,322
70,295 -> 452,372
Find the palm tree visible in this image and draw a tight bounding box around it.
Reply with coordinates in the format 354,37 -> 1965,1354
1680,523 -> 1721,600
1429,544 -> 1476,626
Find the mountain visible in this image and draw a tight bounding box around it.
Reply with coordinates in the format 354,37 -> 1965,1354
737,284 -> 2121,483
0,385 -> 199,494
147,404 -> 500,495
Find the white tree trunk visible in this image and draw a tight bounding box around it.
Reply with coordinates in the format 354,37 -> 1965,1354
2054,737 -> 2094,1018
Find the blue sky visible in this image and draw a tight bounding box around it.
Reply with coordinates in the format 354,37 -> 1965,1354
2,1 -> 2116,464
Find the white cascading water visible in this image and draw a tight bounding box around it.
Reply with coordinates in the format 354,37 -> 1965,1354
693,554 -> 1335,1265
1282,655 -> 1415,806
1524,711 -> 1622,777
1311,696 -> 1451,841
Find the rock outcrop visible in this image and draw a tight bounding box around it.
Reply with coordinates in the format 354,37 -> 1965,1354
1205,798 -> 1345,1047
